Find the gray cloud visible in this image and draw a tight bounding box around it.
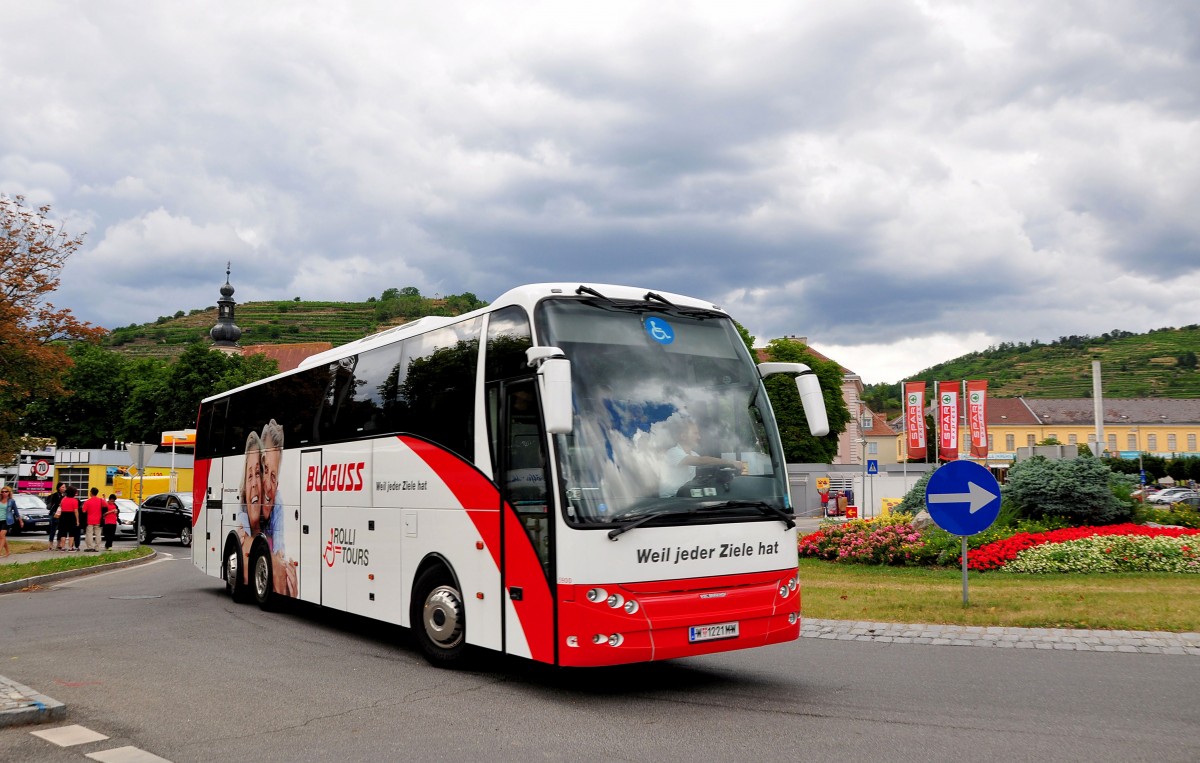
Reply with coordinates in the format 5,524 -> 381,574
2,0 -> 1197,383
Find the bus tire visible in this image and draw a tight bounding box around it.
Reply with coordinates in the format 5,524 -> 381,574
412,566 -> 467,666
252,546 -> 275,611
225,541 -> 247,602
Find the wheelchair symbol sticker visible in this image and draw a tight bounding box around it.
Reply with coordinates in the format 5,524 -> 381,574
644,317 -> 675,345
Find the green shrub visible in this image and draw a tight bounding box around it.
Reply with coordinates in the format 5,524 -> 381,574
1004,456 -> 1131,525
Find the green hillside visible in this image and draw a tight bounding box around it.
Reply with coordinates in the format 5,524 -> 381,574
102,290 -> 486,360
864,326 -> 1200,416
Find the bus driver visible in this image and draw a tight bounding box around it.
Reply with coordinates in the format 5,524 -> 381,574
658,416 -> 747,498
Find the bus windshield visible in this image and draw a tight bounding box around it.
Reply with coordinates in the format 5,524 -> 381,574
537,296 -> 792,529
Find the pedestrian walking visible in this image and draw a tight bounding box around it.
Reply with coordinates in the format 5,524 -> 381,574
45,483 -> 65,546
82,487 -> 105,552
57,486 -> 80,551
1,486 -> 18,557
102,494 -> 119,551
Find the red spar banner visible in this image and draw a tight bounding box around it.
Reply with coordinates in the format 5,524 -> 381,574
903,382 -> 927,460
967,380 -> 989,458
937,383 -> 959,461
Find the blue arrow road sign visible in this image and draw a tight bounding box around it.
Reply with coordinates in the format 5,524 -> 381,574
924,460 -> 1001,536
867,460 -> 878,475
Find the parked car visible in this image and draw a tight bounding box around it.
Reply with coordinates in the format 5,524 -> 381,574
10,494 -> 50,535
135,492 -> 193,546
115,498 -> 139,536
1146,488 -> 1198,505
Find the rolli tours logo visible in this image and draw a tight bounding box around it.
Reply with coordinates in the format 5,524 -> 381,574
323,527 -> 369,567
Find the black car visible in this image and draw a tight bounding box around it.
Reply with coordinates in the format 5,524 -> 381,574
11,494 -> 50,535
136,492 -> 194,546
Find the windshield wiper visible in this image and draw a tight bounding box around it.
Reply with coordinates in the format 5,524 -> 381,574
607,509 -> 679,540
607,501 -> 793,540
704,500 -> 796,530
576,285 -> 612,302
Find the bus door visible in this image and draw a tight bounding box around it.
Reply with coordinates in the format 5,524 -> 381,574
299,448 -> 323,605
202,459 -> 222,575
490,379 -> 556,661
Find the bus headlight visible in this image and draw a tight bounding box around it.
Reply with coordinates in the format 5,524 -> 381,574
606,593 -> 624,608
586,588 -> 607,603
623,599 -> 639,614
593,634 -> 607,644
608,633 -> 624,647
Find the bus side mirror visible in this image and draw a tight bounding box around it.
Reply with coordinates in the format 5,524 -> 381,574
758,362 -> 830,437
527,347 -> 574,434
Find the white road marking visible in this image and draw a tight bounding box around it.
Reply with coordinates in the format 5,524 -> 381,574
31,724 -> 109,746
87,745 -> 173,763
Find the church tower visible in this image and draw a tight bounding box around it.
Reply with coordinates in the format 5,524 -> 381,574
210,262 -> 242,351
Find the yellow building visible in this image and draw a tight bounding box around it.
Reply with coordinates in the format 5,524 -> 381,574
897,397 -> 1200,472
50,448 -> 194,500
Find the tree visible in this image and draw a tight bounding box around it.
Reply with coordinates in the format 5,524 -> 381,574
117,344 -> 278,442
0,195 -> 106,460
18,343 -> 132,448
761,338 -> 850,463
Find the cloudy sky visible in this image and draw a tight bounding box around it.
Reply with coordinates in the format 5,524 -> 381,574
3,1 -> 1197,384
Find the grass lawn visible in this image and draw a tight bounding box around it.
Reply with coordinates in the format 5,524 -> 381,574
799,558 -> 1200,632
0,541 -> 153,585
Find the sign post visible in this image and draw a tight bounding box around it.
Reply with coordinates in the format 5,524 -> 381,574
127,443 -> 156,543
866,459 -> 878,518
924,460 -> 1002,606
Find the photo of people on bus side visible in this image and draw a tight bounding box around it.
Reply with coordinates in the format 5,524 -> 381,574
236,420 -> 297,596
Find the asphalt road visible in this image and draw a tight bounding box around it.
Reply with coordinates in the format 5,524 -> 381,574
1,549 -> 1198,762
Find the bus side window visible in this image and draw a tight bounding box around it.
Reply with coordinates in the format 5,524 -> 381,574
503,382 -> 550,572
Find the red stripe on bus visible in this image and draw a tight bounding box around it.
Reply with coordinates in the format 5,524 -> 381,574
192,458 -> 211,527
400,435 -> 555,663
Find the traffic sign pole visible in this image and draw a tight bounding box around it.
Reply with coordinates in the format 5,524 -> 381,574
962,537 -> 969,605
128,443 -> 155,544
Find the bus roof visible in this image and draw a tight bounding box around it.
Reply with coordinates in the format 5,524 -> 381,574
202,283 -> 727,404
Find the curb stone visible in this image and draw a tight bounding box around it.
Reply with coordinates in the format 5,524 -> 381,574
0,675 -> 65,728
801,618 -> 1200,655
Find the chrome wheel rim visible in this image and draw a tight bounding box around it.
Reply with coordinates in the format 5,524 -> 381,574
254,555 -> 270,599
422,585 -> 464,649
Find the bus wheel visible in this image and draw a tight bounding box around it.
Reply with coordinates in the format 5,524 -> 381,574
412,567 -> 466,665
252,549 -> 275,611
225,544 -> 247,602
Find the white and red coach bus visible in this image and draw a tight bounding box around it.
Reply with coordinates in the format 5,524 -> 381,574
192,283 -> 829,667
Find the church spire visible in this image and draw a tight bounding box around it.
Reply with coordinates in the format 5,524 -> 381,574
210,262 -> 242,349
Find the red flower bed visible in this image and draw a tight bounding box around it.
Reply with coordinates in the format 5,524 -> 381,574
968,523 -> 1200,571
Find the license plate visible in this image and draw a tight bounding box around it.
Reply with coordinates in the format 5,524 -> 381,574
688,621 -> 739,643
